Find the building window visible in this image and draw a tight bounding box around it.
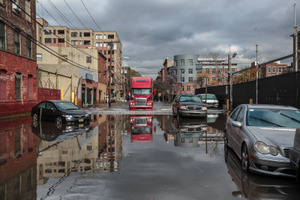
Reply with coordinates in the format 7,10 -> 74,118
58,30 -> 65,34
25,0 -> 31,22
174,60 -> 177,66
45,38 -> 51,43
188,68 -> 193,74
28,75 -> 33,100
108,34 -> 114,39
180,59 -> 185,66
181,85 -> 184,91
0,69 -> 7,100
268,67 -> 271,73
53,30 -> 56,35
27,36 -> 32,59
12,0 -> 21,13
71,40 -> 78,46
14,31 -> 20,55
212,76 -> 216,81
71,32 -> 78,37
53,38 -> 56,43
188,59 -> 193,66
0,21 -> 5,50
188,77 -> 193,82
15,73 -> 21,100
58,38 -> 65,43
278,67 -> 282,73
173,69 -> 177,75
103,34 -> 107,39
84,32 -> 90,37
96,34 -> 102,39
37,53 -> 42,61
205,68 -> 210,73
84,40 -> 90,45
181,69 -> 185,74
95,42 -> 101,47
103,43 -> 107,47
272,67 -> 276,73
113,44 -> 117,50
86,56 -> 92,63
79,40 -> 82,45
187,86 -> 191,91
212,68 -> 216,73
180,77 -> 185,82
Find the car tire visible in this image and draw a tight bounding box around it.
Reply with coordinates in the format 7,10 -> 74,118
224,136 -> 229,155
241,144 -> 250,173
55,116 -> 63,129
33,113 -> 39,122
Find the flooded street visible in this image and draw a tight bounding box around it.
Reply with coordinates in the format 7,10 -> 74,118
1,113 -> 300,200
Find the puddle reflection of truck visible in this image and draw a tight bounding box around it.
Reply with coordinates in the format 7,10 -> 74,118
130,115 -> 153,142
129,77 -> 153,110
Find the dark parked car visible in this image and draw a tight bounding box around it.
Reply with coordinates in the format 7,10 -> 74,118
290,127 -> 300,182
31,100 -> 91,126
172,94 -> 207,118
225,104 -> 300,177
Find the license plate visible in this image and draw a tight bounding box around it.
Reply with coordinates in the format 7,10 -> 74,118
78,119 -> 84,122
78,124 -> 84,128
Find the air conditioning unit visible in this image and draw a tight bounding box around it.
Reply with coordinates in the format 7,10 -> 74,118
12,3 -> 21,12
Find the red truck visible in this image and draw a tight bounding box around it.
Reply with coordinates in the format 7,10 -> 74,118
129,77 -> 153,110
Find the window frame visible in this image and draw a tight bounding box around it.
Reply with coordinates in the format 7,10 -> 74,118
0,21 -> 5,50
14,30 -> 21,55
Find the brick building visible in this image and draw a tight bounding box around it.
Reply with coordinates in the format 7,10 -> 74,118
0,0 -> 37,116
259,61 -> 289,78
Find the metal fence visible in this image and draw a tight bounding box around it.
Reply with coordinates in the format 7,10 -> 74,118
195,71 -> 300,109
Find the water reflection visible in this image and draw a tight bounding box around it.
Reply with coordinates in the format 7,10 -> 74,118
226,148 -> 300,199
130,115 -> 153,143
0,116 -> 37,200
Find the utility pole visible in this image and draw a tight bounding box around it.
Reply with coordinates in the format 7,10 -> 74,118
294,3 -> 298,72
108,41 -> 113,107
256,28 -> 259,104
228,46 -> 232,110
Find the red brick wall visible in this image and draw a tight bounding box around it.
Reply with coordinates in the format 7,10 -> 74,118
38,88 -> 61,102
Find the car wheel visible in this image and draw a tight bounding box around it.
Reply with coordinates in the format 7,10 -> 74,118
33,113 -> 39,122
55,116 -> 63,129
224,136 -> 228,154
241,144 -> 250,173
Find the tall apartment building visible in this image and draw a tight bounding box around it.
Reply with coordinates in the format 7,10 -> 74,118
0,0 -> 37,116
36,18 -> 122,101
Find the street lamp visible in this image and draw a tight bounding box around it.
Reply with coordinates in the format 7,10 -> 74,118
228,50 -> 237,110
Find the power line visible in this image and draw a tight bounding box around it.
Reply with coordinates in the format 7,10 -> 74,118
63,0 -> 89,30
80,0 -> 104,33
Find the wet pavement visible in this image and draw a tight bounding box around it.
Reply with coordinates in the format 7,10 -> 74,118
1,104 -> 300,200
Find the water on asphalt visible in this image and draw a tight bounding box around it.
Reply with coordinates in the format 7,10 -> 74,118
1,113 -> 300,200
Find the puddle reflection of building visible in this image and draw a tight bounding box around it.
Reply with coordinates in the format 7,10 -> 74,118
225,148 -> 300,199
0,116 -> 37,200
35,114 -> 125,184
130,115 -> 153,143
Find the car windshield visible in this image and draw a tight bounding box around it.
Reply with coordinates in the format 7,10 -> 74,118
246,109 -> 300,128
179,96 -> 202,103
55,102 -> 79,110
132,89 -> 151,95
200,94 -> 216,100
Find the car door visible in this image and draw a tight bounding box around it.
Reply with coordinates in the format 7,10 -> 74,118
230,106 -> 246,155
43,102 -> 58,121
226,106 -> 242,150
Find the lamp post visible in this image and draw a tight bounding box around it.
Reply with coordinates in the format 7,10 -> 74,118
228,48 -> 237,110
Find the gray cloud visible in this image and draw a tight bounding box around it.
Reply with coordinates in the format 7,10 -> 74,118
37,0 -> 300,78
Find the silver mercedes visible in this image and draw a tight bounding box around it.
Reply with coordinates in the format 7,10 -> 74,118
225,104 -> 300,177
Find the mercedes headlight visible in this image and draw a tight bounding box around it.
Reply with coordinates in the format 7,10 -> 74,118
254,141 -> 278,156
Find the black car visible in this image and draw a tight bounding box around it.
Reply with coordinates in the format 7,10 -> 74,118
172,94 -> 207,118
290,127 -> 300,182
31,100 -> 91,126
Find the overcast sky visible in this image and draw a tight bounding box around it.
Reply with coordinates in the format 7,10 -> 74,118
36,0 -> 299,78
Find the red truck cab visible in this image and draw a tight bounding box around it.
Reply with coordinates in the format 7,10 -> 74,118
129,77 -> 153,110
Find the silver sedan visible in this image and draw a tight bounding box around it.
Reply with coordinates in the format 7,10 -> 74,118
225,104 -> 300,177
